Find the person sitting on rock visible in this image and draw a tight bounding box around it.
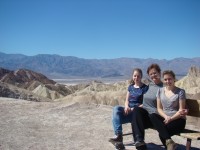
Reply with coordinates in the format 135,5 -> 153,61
109,68 -> 148,148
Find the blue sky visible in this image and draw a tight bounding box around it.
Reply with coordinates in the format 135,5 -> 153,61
0,0 -> 199,59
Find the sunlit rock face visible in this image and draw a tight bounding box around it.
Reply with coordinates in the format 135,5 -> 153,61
176,66 -> 200,98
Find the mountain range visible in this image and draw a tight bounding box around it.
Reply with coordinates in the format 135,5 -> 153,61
0,52 -> 200,78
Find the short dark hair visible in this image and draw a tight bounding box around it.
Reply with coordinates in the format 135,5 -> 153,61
147,63 -> 161,75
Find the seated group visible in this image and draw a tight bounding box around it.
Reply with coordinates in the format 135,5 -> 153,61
109,64 -> 188,150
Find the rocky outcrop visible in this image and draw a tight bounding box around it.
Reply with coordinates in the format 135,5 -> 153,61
0,68 -> 74,101
0,82 -> 51,101
175,66 -> 200,96
188,66 -> 200,77
32,85 -> 64,100
191,93 -> 200,100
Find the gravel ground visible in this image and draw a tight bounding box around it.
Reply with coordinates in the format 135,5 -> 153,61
0,97 -> 199,150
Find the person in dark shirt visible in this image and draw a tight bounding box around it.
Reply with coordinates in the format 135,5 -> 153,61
109,68 -> 148,148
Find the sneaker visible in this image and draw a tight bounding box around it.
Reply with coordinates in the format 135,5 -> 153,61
135,141 -> 147,150
132,141 -> 136,146
159,135 -> 167,148
109,134 -> 123,145
166,139 -> 178,150
115,142 -> 125,150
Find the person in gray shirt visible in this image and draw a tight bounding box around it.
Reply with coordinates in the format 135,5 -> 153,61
149,70 -> 187,150
131,63 -> 163,150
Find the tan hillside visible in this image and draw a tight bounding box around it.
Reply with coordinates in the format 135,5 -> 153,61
57,80 -> 129,106
176,66 -> 200,96
32,85 -> 64,100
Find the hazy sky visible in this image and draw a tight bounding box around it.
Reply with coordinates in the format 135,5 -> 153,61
0,0 -> 199,59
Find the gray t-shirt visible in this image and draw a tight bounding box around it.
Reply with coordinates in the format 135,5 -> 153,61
156,87 -> 186,116
142,82 -> 163,114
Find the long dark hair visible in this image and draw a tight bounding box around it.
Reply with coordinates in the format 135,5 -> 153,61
129,68 -> 143,85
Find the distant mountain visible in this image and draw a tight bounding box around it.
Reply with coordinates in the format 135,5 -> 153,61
0,52 -> 200,78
